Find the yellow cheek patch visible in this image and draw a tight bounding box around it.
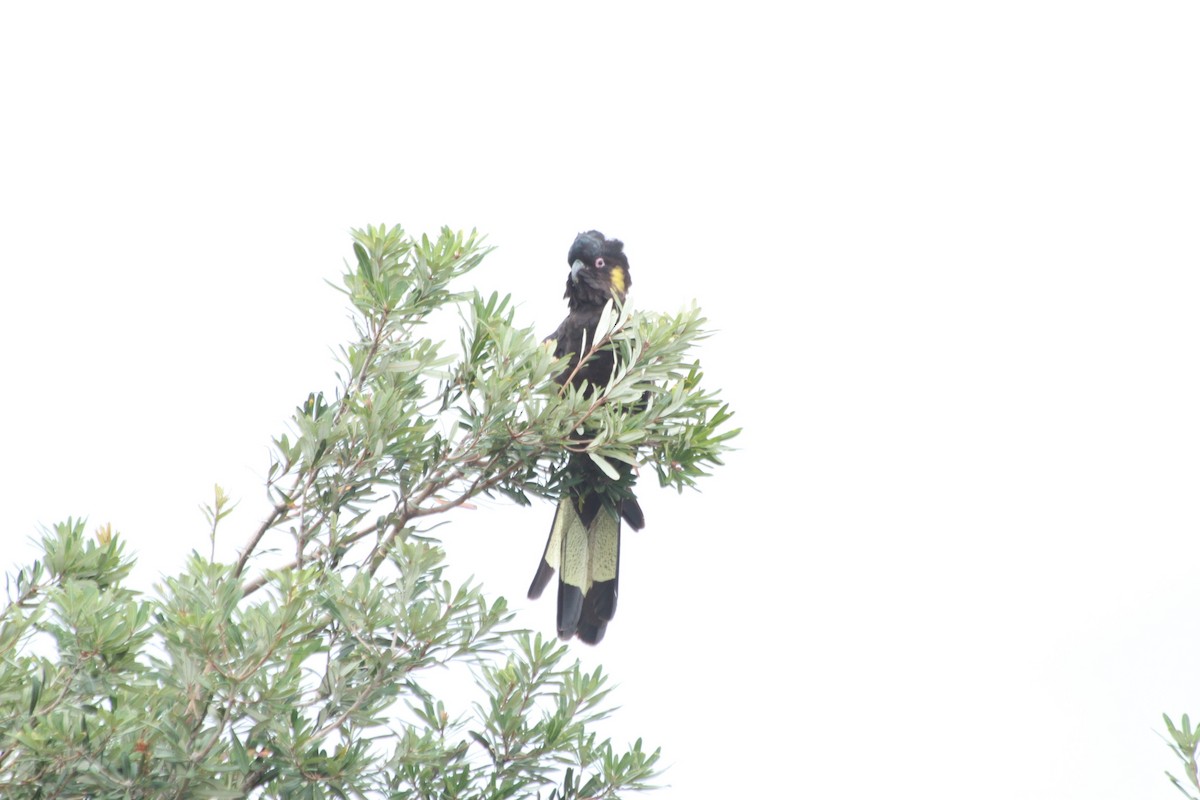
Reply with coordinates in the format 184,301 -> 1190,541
610,267 -> 627,295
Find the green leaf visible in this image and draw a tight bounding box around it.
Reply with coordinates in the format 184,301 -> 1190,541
28,671 -> 40,715
587,451 -> 620,480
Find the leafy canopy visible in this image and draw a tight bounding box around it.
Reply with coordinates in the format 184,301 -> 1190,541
0,225 -> 737,799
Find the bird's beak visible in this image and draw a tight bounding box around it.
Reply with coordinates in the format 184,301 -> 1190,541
569,259 -> 586,283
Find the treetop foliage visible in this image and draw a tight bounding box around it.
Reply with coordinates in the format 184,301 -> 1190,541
0,224 -> 738,798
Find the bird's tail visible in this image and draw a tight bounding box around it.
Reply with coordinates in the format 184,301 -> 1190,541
528,492 -> 643,644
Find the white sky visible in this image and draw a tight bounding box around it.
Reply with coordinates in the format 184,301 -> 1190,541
1,2 -> 1198,797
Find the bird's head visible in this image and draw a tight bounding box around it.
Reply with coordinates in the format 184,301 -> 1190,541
564,230 -> 631,309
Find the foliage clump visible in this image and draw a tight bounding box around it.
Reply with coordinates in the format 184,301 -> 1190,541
0,225 -> 737,798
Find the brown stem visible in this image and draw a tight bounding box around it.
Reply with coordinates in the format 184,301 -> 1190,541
233,502 -> 289,579
240,519 -> 384,597
235,312 -> 392,579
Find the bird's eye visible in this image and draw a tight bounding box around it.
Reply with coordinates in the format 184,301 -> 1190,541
594,257 -> 605,269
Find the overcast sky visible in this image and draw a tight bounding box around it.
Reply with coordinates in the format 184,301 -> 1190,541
2,3 -> 1198,798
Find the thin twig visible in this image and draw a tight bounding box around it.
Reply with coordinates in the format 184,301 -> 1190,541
233,503 -> 289,579
235,311 -> 392,580
241,519 -> 384,597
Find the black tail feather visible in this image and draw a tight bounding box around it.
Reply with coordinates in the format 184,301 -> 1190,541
620,498 -> 644,530
557,581 -> 584,640
529,483 -> 643,644
527,561 -> 555,600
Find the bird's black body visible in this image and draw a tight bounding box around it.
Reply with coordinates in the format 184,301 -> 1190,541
527,231 -> 644,644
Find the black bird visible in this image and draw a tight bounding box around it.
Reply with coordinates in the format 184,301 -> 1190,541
527,231 -> 645,644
